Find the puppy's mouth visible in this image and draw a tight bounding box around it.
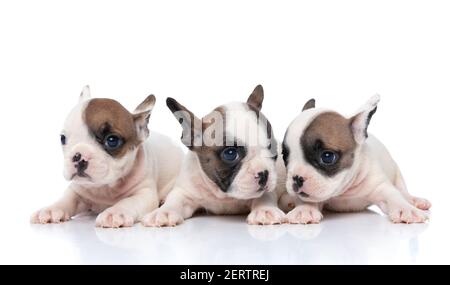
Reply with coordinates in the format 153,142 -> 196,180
299,191 -> 310,198
297,192 -> 328,203
71,172 -> 92,180
257,185 -> 269,192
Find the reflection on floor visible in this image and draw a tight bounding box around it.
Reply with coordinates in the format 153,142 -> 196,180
24,209 -> 431,265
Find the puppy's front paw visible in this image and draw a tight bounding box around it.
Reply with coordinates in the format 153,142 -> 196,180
30,208 -> 71,224
141,209 -> 184,227
388,206 -> 429,224
409,197 -> 432,211
286,205 -> 323,225
247,207 -> 285,225
96,209 -> 135,228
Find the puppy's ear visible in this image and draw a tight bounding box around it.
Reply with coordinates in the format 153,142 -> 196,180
247,85 -> 264,111
79,85 -> 91,102
134,94 -> 156,114
133,95 -> 156,142
166,97 -> 202,149
350,94 -> 380,144
302,99 -> 315,111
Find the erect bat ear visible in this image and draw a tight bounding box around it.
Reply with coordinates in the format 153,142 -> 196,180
350,94 -> 380,144
79,85 -> 91,102
134,94 -> 156,114
302,98 -> 316,111
166,97 -> 202,149
247,85 -> 264,111
133,95 -> 156,141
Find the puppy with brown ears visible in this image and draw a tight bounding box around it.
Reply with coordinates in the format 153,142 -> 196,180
142,85 -> 287,227
31,86 -> 184,228
280,95 -> 431,224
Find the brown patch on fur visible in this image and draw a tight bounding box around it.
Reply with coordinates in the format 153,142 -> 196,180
192,106 -> 246,192
301,112 -> 356,176
84,99 -> 139,158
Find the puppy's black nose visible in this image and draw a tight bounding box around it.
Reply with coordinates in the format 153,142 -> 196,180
292,175 -> 304,192
257,170 -> 269,187
76,159 -> 88,173
72,152 -> 82,162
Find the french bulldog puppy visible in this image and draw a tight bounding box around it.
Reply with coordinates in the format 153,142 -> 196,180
142,85 -> 286,227
280,95 -> 431,224
31,86 -> 183,228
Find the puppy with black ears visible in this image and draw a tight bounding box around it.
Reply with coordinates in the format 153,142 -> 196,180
142,85 -> 286,226
31,86 -> 184,228
280,95 -> 431,224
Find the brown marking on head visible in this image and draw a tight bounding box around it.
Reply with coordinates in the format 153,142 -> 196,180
195,106 -> 246,192
301,112 -> 357,177
166,98 -> 248,192
84,99 -> 140,158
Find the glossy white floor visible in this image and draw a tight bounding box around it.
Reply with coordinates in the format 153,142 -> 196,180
2,205 -> 448,265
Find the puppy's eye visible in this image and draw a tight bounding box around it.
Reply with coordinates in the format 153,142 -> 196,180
320,151 -> 338,165
60,135 -> 66,145
221,147 -> 239,162
104,134 -> 123,150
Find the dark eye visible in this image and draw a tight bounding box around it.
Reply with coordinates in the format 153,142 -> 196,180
60,135 -> 66,145
104,134 -> 123,150
320,151 -> 338,165
221,147 -> 239,162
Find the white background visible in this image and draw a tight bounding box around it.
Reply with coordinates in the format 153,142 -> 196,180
0,0 -> 449,264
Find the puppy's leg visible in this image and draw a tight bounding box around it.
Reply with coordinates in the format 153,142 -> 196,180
96,183 -> 159,228
372,182 -> 429,224
141,187 -> 197,227
286,198 -> 323,224
31,189 -> 87,224
394,170 -> 431,210
247,192 -> 285,225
